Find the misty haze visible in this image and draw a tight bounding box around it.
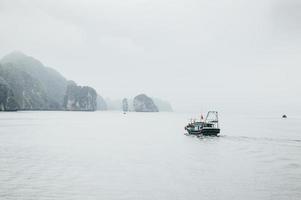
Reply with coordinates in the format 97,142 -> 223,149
0,0 -> 301,199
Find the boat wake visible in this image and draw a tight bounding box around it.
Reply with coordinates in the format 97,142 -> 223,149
221,135 -> 301,144
185,132 -> 301,145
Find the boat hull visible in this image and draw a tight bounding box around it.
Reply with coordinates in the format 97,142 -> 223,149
187,128 -> 220,136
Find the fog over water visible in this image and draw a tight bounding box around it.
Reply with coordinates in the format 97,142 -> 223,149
0,111 -> 301,200
1,1 -> 301,199
1,0 -> 301,113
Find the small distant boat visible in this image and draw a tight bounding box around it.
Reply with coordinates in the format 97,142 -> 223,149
282,114 -> 287,118
185,111 -> 220,136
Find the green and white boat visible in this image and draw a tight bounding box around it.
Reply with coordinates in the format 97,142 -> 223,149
185,111 -> 220,136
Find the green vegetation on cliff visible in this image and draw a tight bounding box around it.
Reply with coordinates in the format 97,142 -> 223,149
63,82 -> 97,111
0,76 -> 19,111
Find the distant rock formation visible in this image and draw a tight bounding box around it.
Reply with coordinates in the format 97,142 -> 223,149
0,77 -> 19,111
0,51 -> 68,110
133,94 -> 159,112
122,98 -> 129,112
105,96 -> 171,112
0,51 -> 100,111
97,95 -> 107,111
63,82 -> 97,111
0,51 -> 171,112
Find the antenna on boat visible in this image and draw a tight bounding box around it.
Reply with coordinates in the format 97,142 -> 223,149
205,111 -> 219,128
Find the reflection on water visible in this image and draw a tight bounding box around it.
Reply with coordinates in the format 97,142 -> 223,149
0,111 -> 300,200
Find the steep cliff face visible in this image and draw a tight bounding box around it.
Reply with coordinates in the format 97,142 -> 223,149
63,83 -> 97,111
0,77 -> 19,111
0,63 -> 49,110
0,51 -> 68,109
133,94 -> 159,112
0,51 -> 102,111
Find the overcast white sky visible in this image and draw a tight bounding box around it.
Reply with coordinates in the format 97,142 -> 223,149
0,0 -> 301,113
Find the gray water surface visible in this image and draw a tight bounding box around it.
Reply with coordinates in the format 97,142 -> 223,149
0,111 -> 300,200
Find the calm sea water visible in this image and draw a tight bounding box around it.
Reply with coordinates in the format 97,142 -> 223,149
0,111 -> 300,200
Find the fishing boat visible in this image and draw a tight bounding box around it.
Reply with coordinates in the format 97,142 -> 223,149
185,111 -> 220,136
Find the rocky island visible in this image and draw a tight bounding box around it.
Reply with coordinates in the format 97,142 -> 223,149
104,96 -> 172,112
133,94 -> 159,112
